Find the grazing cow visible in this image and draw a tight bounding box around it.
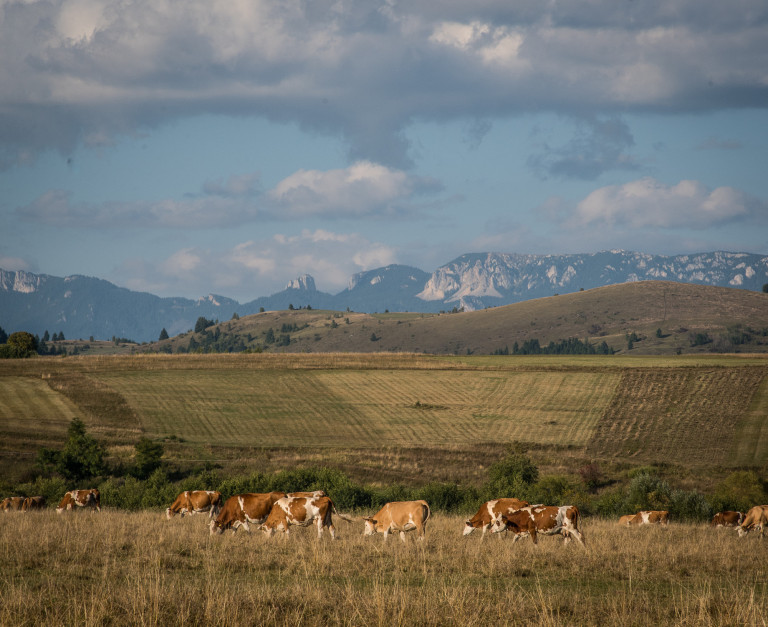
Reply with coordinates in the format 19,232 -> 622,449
21,496 -> 46,512
710,511 -> 745,528
463,498 -> 529,537
56,489 -> 100,513
166,490 -> 222,520
1,497 -> 25,512
209,492 -> 286,535
262,495 -> 353,539
492,505 -> 585,545
492,509 -> 539,544
737,505 -> 768,537
626,510 -> 669,526
363,500 -> 431,542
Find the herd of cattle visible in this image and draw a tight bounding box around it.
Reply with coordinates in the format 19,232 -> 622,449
4,489 -> 768,542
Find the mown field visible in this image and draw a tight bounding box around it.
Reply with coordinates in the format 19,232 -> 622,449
1,353 -> 767,486
1,510 -> 766,626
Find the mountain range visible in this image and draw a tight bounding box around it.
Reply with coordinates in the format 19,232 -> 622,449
1,250 -> 766,343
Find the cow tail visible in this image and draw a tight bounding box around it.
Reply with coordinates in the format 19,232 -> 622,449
330,499 -> 356,523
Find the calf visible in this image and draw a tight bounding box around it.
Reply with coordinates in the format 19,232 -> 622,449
493,505 -> 585,545
262,495 -> 353,539
210,492 -> 286,535
56,489 -> 100,513
463,498 -> 529,538
710,511 -> 745,528
494,509 -> 539,544
166,490 -> 222,520
21,496 -> 46,512
363,500 -> 431,542
1,497 -> 25,512
627,510 -> 669,526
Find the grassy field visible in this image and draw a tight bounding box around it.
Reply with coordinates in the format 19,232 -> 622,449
1,510 -> 766,626
1,353 -> 767,485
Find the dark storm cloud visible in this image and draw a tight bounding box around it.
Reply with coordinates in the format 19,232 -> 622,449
1,0 -> 767,169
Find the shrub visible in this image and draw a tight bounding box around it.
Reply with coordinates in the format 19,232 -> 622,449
710,471 -> 767,514
669,489 -> 712,522
482,452 -> 539,501
623,472 -> 671,512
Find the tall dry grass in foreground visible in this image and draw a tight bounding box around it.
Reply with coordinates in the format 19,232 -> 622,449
1,511 -> 766,626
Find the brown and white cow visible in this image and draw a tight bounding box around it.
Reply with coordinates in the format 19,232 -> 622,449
1,496 -> 25,512
737,505 -> 768,537
463,498 -> 529,538
492,505 -> 585,545
492,509 -> 539,544
21,496 -> 46,512
617,514 -> 636,526
363,500 -> 431,542
710,511 -> 745,528
626,510 -> 669,526
262,495 -> 353,539
56,489 -> 100,513
209,492 -> 286,535
166,490 -> 222,520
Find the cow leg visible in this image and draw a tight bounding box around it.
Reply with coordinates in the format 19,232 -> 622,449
399,531 -> 407,542
382,530 -> 389,542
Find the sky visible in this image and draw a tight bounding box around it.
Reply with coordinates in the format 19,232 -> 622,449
1,0 -> 767,303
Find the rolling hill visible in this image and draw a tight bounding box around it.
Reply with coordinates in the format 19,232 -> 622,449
152,281 -> 768,356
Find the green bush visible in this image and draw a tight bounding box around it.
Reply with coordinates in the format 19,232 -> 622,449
482,452 -> 539,501
669,489 -> 712,522
710,471 -> 767,514
623,472 -> 671,512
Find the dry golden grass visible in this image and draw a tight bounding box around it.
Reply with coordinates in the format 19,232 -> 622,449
1,510 -> 766,626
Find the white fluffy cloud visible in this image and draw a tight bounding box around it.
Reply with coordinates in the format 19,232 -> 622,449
16,162 -> 439,228
573,178 -> 762,229
1,0 -> 766,168
113,229 -> 398,299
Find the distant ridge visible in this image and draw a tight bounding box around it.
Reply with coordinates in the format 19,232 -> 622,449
1,250 -> 766,342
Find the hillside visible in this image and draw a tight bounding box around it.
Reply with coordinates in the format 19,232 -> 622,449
2,352 -> 767,492
152,281 -> 768,355
2,250 -> 767,342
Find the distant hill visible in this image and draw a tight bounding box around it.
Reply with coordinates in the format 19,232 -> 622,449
153,281 -> 768,356
1,250 -> 767,342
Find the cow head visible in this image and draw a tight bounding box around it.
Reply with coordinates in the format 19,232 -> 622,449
165,508 -> 174,520
209,520 -> 223,536
362,517 -> 377,536
462,520 -> 476,536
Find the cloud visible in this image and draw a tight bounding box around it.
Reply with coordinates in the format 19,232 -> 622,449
0,256 -> 33,272
112,229 -> 398,299
572,177 -> 765,228
1,0 -> 767,167
695,137 -> 743,151
268,161 -> 441,218
528,116 -> 638,180
16,162 -> 440,228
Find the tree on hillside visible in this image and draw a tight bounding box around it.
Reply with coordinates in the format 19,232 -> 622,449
3,331 -> 38,358
133,437 -> 164,479
194,317 -> 214,333
0,326 -> 7,344
37,417 -> 106,482
158,328 -> 169,341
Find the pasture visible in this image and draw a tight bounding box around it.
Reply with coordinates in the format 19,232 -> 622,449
1,353 -> 767,485
0,510 -> 766,626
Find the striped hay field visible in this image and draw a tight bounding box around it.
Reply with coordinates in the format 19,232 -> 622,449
93,369 -> 619,448
1,354 -> 767,470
